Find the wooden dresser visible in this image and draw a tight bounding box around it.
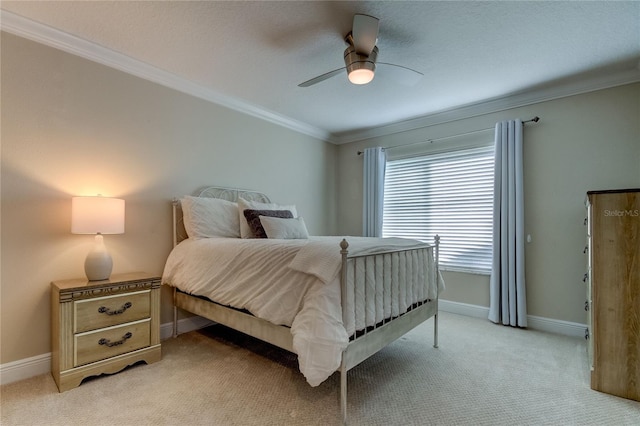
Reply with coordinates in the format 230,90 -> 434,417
585,189 -> 639,401
51,272 -> 161,392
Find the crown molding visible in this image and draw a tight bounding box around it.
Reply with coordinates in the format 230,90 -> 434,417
0,10 -> 331,142
3,10 -> 638,146
332,68 -> 640,144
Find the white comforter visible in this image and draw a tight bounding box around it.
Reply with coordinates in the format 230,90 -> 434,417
162,236 -> 439,386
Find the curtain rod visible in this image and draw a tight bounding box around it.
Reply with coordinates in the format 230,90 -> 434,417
357,116 -> 540,155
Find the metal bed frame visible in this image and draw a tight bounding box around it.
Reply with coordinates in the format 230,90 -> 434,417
168,186 -> 440,424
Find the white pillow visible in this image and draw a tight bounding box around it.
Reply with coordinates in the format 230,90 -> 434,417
259,216 -> 309,239
238,197 -> 297,238
181,196 -> 240,239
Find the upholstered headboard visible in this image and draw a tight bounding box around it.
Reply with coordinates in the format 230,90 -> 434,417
172,186 -> 271,246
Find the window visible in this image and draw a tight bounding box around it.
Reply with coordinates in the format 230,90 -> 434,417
382,140 -> 495,274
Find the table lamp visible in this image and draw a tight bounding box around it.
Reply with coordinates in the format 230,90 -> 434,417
71,196 -> 125,281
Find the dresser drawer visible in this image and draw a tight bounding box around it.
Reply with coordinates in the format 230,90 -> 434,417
74,290 -> 150,333
74,318 -> 150,367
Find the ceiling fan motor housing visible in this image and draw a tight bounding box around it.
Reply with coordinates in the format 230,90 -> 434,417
344,45 -> 378,84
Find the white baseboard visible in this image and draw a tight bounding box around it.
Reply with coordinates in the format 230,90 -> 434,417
439,299 -> 490,319
159,315 -> 215,340
525,314 -> 587,338
0,316 -> 214,386
0,352 -> 51,386
1,303 -> 586,386
438,299 -> 587,338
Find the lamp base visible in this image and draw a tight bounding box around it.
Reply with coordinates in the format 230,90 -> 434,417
85,234 -> 113,281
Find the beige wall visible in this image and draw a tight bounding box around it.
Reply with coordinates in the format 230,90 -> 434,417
2,30 -> 638,367
337,83 -> 640,324
0,33 -> 337,364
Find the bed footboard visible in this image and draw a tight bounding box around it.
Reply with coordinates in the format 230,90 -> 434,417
338,235 -> 440,424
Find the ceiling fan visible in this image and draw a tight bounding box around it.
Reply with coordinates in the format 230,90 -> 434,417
298,14 -> 423,88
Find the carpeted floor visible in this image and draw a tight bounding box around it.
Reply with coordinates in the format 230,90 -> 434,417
1,312 -> 638,425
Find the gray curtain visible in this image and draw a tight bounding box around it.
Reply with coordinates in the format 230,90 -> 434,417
362,147 -> 386,237
489,119 -> 527,327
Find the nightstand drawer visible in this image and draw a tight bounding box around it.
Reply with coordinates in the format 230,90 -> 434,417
74,319 -> 151,366
74,290 -> 151,333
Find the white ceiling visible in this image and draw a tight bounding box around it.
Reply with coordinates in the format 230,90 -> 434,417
2,1 -> 639,143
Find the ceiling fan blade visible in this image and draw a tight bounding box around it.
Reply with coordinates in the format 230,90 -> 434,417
352,14 -> 379,55
377,63 -> 424,86
298,67 -> 345,87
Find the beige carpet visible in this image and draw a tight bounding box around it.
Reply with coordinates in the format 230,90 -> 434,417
1,312 -> 638,425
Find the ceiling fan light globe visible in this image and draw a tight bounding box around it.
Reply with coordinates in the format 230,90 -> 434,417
348,68 -> 375,85
344,45 -> 378,85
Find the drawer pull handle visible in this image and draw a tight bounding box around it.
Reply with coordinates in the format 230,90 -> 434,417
98,332 -> 132,348
98,302 -> 132,316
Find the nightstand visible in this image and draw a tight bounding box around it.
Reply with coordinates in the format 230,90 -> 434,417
51,272 -> 161,392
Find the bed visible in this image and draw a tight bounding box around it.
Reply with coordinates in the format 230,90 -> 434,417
161,186 -> 443,424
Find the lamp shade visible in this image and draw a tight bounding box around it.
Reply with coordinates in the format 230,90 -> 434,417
71,196 -> 125,235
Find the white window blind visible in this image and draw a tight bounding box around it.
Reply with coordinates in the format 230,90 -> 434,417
382,144 -> 495,273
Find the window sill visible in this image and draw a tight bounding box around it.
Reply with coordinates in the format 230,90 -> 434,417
440,266 -> 491,276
